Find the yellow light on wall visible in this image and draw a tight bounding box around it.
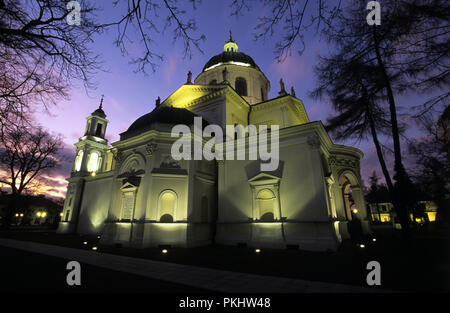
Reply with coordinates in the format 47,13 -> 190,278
359,244 -> 365,248
352,209 -> 358,214
20,213 -> 24,217
91,171 -> 96,177
15,213 -> 19,217
36,212 -> 41,217
60,213 -> 63,217
92,246 -> 98,251
41,212 -> 47,217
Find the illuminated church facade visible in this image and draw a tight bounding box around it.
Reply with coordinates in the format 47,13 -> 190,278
57,36 -> 371,251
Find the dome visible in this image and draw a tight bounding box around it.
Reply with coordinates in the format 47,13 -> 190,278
202,33 -> 260,72
120,105 -> 207,140
92,96 -> 106,118
202,51 -> 260,72
91,107 -> 106,118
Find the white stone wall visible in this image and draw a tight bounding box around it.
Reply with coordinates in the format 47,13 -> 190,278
195,64 -> 270,104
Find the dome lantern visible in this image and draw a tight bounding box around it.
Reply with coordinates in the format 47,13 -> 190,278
223,30 -> 238,52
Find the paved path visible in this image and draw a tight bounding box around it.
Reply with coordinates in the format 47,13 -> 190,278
0,238 -> 389,293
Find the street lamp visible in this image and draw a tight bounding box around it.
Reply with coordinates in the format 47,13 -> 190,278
36,211 -> 46,224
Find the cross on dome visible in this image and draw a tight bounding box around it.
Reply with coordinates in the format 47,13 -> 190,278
99,94 -> 104,109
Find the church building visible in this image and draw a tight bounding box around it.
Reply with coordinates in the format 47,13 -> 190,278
57,35 -> 371,251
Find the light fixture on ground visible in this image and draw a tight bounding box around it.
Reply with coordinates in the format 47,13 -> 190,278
162,249 -> 168,254
372,238 -> 377,242
255,248 -> 261,253
92,246 -> 98,251
359,244 -> 365,248
83,241 -> 87,245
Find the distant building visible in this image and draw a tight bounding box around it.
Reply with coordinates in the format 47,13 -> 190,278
0,195 -> 63,227
368,200 -> 438,225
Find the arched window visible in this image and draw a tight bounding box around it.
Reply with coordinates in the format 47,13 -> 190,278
260,88 -> 265,101
159,190 -> 177,222
257,189 -> 275,221
160,214 -> 173,223
74,150 -> 83,172
235,77 -> 247,96
87,151 -> 100,172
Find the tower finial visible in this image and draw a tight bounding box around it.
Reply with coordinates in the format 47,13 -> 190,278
99,94 -> 104,109
279,79 -> 287,96
229,30 -> 233,42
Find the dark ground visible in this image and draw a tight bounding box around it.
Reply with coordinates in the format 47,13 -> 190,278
0,246 -> 206,293
1,225 -> 449,292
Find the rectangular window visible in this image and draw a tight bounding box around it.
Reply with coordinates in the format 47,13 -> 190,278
65,210 -> 71,221
95,123 -> 103,137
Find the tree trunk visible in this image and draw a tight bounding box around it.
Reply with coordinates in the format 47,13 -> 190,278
372,26 -> 411,237
1,193 -> 18,230
365,97 -> 395,194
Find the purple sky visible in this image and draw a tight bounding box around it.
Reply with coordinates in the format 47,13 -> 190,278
33,1 -> 434,198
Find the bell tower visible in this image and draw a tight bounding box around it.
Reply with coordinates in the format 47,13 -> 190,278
58,96 -> 110,234
73,96 -> 109,175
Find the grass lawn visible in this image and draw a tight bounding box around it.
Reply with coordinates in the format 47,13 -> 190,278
1,225 -> 449,292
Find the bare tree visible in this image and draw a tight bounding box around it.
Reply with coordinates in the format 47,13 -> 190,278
230,0 -> 342,61
0,0 -> 342,119
409,107 -> 450,227
312,0 -> 450,235
96,0 -> 206,74
0,0 -> 103,123
391,0 -> 450,116
0,118 -> 62,228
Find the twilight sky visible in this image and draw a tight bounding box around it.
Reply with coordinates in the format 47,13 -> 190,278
32,0 -> 430,199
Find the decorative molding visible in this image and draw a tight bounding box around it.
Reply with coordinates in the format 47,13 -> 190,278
330,157 -> 359,169
112,149 -> 123,166
160,155 -> 181,169
307,135 -> 320,149
146,140 -> 158,156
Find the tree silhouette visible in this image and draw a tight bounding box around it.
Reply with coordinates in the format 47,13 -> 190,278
409,106 -> 450,227
0,117 -> 62,228
312,0 -> 449,235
